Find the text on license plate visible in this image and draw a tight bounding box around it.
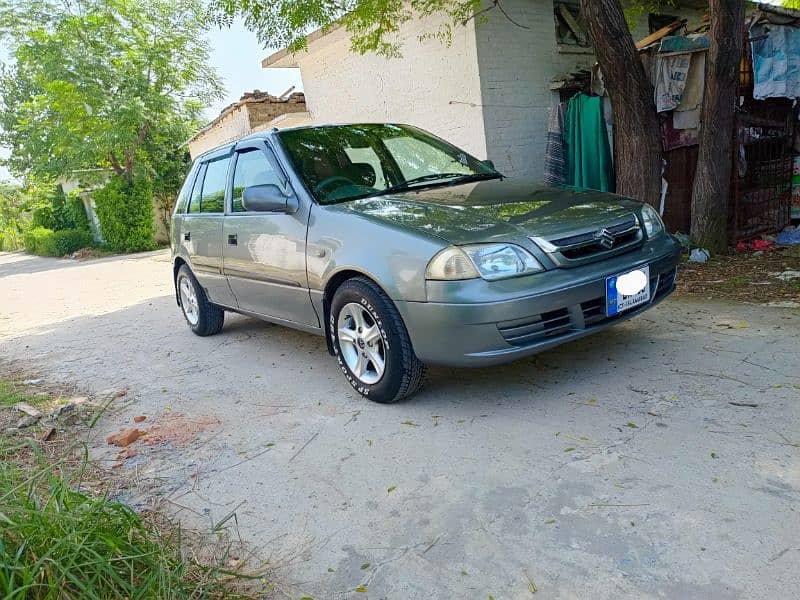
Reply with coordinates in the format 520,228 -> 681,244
606,265 -> 650,316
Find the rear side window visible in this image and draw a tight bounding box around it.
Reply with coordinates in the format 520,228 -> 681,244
232,149 -> 284,212
187,164 -> 205,214
174,164 -> 198,214
200,157 -> 229,213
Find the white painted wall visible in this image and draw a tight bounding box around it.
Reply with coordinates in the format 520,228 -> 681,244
474,0 -> 595,178
278,13 -> 488,161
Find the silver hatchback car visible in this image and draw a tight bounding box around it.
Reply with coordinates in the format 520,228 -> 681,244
171,123 -> 679,402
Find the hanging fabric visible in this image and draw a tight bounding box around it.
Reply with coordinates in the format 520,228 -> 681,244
564,93 -> 614,192
543,102 -> 567,186
654,53 -> 692,112
751,23 -> 800,100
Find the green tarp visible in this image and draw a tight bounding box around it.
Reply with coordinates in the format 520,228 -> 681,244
564,93 -> 615,192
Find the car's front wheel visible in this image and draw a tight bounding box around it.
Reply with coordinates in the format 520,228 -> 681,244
331,277 -> 426,403
177,264 -> 225,336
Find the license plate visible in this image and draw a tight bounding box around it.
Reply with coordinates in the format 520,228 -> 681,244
606,265 -> 650,316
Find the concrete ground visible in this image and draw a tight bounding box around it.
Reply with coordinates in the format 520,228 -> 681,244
1,249 -> 798,600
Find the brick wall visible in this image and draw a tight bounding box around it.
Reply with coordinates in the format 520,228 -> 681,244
188,92 -> 308,159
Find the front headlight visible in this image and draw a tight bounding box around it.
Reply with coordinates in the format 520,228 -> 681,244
640,204 -> 664,238
426,243 -> 544,281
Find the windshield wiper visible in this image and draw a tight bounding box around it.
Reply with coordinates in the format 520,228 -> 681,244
445,172 -> 503,186
371,171 -> 502,196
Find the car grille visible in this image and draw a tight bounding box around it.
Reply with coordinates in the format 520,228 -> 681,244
531,215 -> 643,266
497,266 -> 677,347
497,307 -> 572,346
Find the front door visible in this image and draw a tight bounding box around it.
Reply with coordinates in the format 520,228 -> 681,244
222,141 -> 318,326
182,155 -> 237,306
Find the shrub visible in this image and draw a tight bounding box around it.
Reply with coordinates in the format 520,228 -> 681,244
23,227 -> 92,257
30,187 -> 81,232
52,229 -> 94,255
93,176 -> 156,252
68,193 -> 91,232
23,226 -> 56,256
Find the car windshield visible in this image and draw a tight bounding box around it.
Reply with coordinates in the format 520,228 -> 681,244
277,124 -> 499,204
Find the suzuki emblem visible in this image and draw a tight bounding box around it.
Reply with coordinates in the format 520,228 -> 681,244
595,228 -> 614,249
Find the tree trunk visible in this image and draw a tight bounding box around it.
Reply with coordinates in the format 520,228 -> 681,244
580,0 -> 663,207
690,0 -> 745,252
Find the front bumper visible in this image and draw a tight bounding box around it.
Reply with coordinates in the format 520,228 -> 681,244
395,235 -> 681,367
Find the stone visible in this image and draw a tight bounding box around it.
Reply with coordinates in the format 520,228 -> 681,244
17,415 -> 40,428
14,402 -> 42,418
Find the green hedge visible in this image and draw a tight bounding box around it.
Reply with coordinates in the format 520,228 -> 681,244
92,177 -> 156,252
23,227 -> 94,257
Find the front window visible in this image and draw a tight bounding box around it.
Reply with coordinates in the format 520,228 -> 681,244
278,124 -> 497,204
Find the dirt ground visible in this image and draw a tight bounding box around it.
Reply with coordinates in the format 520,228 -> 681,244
676,245 -> 800,304
1,249 -> 799,600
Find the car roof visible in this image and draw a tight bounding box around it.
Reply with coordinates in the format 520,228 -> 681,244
192,123 -> 412,162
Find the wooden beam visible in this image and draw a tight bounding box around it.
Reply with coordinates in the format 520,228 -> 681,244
635,18 -> 687,50
559,4 -> 588,46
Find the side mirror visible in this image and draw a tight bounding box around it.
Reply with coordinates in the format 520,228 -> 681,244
483,159 -> 496,170
242,184 -> 289,212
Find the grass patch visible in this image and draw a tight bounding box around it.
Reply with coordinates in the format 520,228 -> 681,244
0,380 -> 43,408
0,378 -> 271,599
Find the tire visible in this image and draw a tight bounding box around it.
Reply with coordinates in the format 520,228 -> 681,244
176,264 -> 225,336
330,277 -> 426,403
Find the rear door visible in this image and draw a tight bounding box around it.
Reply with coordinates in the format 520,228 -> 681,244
182,151 -> 237,306
222,139 -> 318,326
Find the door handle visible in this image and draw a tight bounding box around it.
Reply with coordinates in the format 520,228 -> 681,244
183,231 -> 191,241
228,234 -> 238,246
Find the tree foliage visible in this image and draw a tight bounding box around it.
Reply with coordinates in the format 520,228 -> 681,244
0,0 -> 223,184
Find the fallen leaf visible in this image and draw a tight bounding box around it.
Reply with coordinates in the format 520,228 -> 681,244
738,322 -> 749,328
627,422 -> 638,428
133,415 -> 146,423
545,518 -> 556,524
387,485 -> 396,493
355,586 -> 367,593
401,420 -> 418,427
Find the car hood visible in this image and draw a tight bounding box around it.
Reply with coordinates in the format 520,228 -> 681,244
335,177 -> 643,245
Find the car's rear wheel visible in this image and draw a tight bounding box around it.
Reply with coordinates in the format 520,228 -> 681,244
331,277 -> 426,403
177,265 -> 224,336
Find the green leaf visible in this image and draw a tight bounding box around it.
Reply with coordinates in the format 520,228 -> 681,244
461,570 -> 469,576
366,439 -> 373,446
710,452 -> 718,459
355,586 -> 368,592
360,562 -> 370,570
327,567 -> 335,572
401,420 -> 418,427
627,422 -> 638,428
530,579 -> 538,593
564,447 -> 575,452
387,485 -> 396,493
545,518 -> 556,524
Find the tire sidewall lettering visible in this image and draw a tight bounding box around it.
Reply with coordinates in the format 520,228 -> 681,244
332,290 -> 392,396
